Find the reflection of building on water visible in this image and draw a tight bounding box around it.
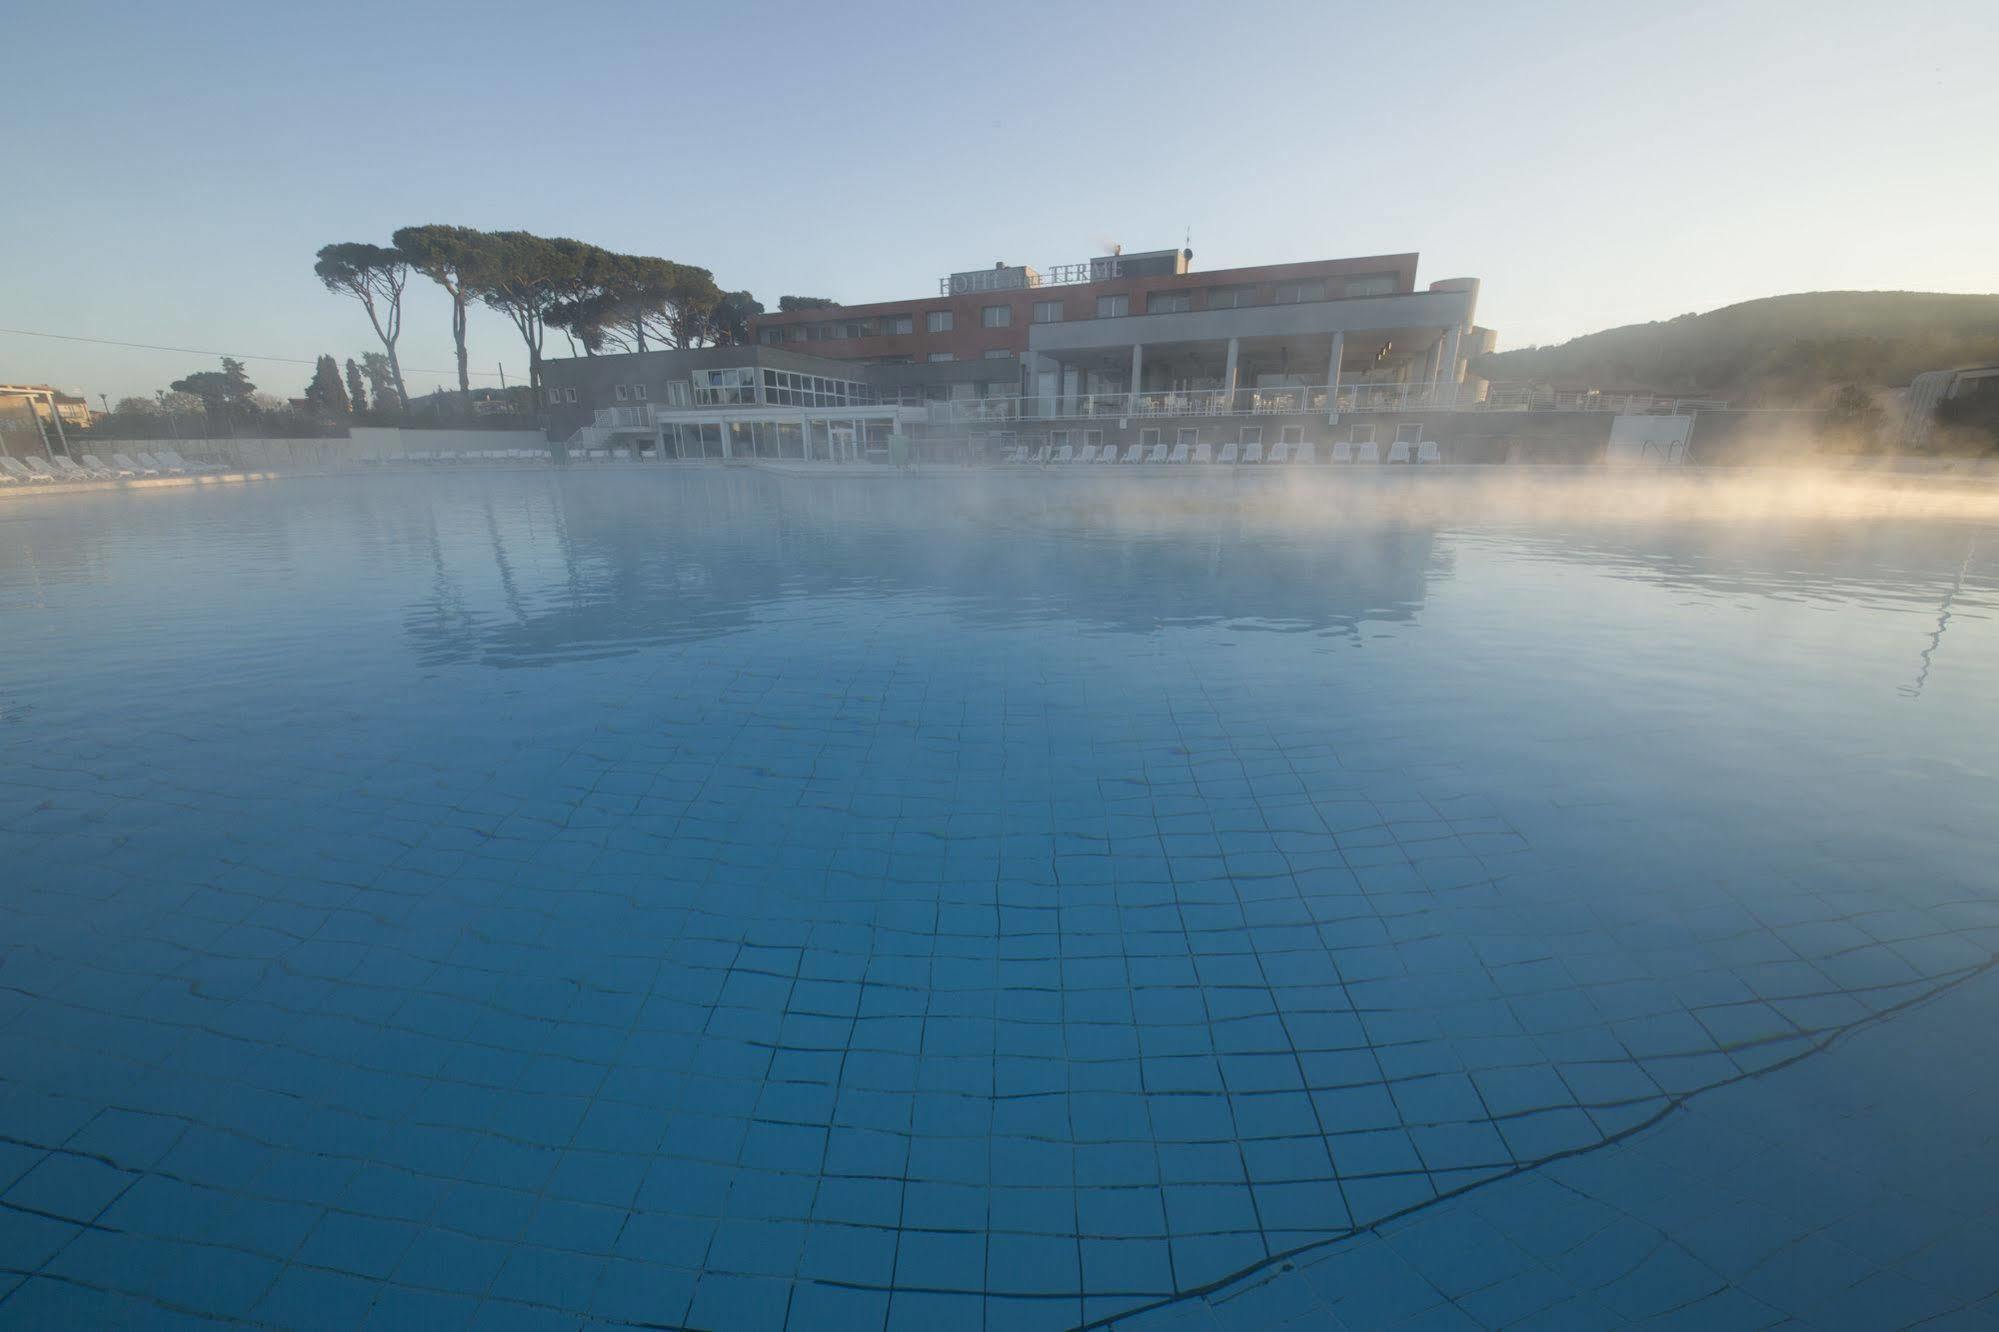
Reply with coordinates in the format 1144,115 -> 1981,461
398,471 -> 1450,668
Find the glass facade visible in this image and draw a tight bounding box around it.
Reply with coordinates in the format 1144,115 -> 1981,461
691,367 -> 758,405
759,368 -> 874,407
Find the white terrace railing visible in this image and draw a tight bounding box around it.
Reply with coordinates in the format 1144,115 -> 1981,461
594,404 -> 658,430
596,385 -> 1727,432
927,383 -> 1726,424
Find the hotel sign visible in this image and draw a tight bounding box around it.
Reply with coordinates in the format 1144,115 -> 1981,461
939,256 -> 1123,296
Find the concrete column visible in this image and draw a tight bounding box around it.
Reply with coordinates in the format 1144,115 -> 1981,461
1326,332 -> 1344,423
1441,324 -> 1463,385
1423,336 -> 1443,385
1223,338 -> 1240,402
46,394 -> 69,457
1130,344 -> 1144,402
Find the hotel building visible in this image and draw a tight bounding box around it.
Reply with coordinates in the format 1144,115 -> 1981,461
541,246 -> 1693,463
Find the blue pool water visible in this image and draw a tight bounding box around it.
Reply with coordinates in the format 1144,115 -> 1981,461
2,469 -> 1996,1330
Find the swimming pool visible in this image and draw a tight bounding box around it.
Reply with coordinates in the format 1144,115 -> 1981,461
2,469 -> 1995,1330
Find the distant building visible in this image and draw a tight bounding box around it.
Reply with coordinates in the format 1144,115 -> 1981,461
0,384 -> 92,455
1902,364 -> 1999,448
407,386 -> 526,417
0,384 -> 92,430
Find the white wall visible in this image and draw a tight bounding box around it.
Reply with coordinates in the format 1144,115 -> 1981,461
90,430 -> 550,469
1606,413 -> 1693,463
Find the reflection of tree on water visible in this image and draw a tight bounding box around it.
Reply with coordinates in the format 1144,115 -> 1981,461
399,471 -> 1451,669
1901,542 -> 1976,699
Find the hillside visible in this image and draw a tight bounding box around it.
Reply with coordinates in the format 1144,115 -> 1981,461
1473,291 -> 1999,406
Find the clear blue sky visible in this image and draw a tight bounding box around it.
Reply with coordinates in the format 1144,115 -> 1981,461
5,0 -> 1994,404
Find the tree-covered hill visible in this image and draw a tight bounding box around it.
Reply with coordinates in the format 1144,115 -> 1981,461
1475,292 -> 1999,406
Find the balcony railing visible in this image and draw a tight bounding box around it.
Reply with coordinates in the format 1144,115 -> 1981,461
598,385 -> 1724,432
927,383 -> 1470,424
594,404 -> 657,429
923,382 -> 1722,425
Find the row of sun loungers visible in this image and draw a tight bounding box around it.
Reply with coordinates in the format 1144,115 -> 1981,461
0,449 -> 221,485
375,448 -> 677,464
1000,440 -> 1444,465
374,448 -> 557,464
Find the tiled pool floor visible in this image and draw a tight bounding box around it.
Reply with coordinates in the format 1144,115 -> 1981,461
1,470 -> 1996,1329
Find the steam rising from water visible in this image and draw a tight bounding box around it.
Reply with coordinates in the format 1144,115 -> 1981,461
871,465 -> 1999,535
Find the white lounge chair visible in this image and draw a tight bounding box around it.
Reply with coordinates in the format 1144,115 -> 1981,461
1051,444 -> 1074,464
138,451 -> 186,474
1387,441 -> 1412,464
1332,442 -> 1355,463
1096,444 -> 1120,464
157,448 -> 217,473
1242,441 -> 1264,464
1076,444 -> 1097,464
1166,443 -> 1188,464
1218,441 -> 1239,465
1147,443 -> 1168,463
1121,444 -> 1145,463
1266,442 -> 1290,465
612,447 -> 632,461
51,456 -> 101,481
1417,441 -> 1442,464
23,458 -> 62,482
1032,445 -> 1050,464
1,457 -> 52,483
1356,442 -> 1381,463
1192,443 -> 1213,464
1293,443 -> 1316,464
113,452 -> 157,476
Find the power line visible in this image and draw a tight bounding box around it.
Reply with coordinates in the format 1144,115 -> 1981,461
0,327 -> 511,380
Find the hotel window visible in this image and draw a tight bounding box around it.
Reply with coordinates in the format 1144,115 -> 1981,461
1096,294 -> 1129,318
546,388 -> 561,405
1032,300 -> 1064,324
563,388 -> 577,402
633,384 -> 647,400
926,311 -> 953,333
982,305 -> 1012,328
1239,426 -> 1262,446
887,314 -> 914,334
1279,425 -> 1304,444
1176,428 -> 1197,446
691,367 -> 758,405
614,384 -> 630,401
1149,290 -> 1192,314
663,381 -> 690,407
1349,424 -> 1375,443
759,368 -> 873,407
759,328 -> 785,345
1274,281 -> 1327,304
1396,423 -> 1424,443
1051,430 -> 1070,447
1083,429 -> 1103,448
983,348 -> 1012,359
1208,285 -> 1254,309
1345,273 -> 1396,297
927,352 -> 954,362
1140,428 -> 1161,447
